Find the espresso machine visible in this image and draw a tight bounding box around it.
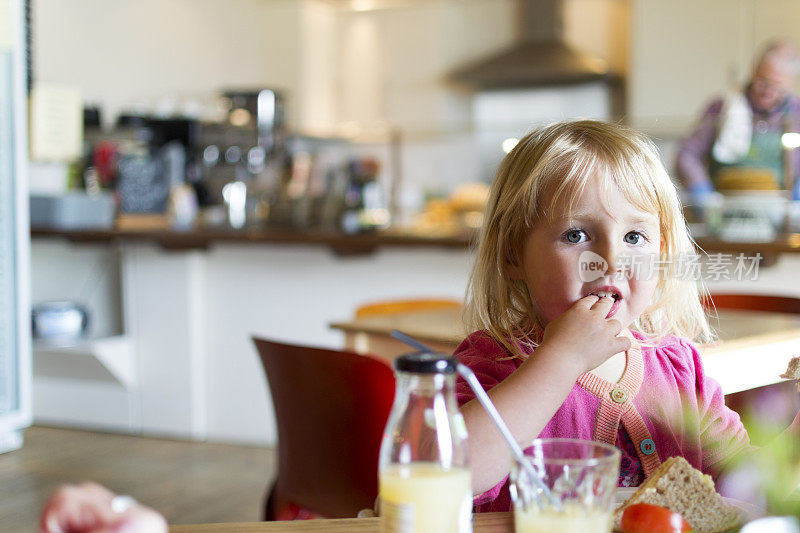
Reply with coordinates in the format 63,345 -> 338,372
198,89 -> 288,224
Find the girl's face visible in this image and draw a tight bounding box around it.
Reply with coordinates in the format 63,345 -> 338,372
507,177 -> 661,330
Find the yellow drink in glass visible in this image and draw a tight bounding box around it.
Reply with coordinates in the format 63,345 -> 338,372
514,504 -> 613,533
509,439 -> 620,533
379,462 -> 472,533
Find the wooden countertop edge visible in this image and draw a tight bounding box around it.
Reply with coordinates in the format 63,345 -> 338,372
31,228 -> 477,255
29,228 -> 800,255
169,512 -> 512,532
169,520 -> 380,532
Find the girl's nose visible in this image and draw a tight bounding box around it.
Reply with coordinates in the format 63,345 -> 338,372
599,244 -> 622,276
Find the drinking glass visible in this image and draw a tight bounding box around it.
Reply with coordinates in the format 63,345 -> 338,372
509,438 -> 621,533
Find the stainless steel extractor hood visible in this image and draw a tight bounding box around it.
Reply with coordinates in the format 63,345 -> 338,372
451,0 -> 617,89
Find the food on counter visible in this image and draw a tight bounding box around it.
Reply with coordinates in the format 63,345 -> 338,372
449,182 -> 490,212
408,182 -> 490,236
614,456 -> 740,533
619,503 -> 693,533
780,356 -> 800,391
409,198 -> 462,236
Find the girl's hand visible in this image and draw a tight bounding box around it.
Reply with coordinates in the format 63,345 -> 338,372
39,482 -> 167,533
538,295 -> 631,376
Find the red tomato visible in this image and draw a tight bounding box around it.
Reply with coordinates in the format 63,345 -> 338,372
620,503 -> 693,533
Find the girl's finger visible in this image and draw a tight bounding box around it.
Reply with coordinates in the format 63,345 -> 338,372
590,295 -> 615,314
573,294 -> 601,310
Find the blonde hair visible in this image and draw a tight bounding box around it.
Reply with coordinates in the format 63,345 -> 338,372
465,120 -> 712,357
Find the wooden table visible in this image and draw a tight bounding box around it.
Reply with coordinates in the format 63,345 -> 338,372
702,309 -> 800,393
331,308 -> 800,395
170,512 -> 512,532
331,308 -> 468,360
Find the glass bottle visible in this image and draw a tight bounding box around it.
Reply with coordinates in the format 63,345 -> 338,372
378,352 -> 472,533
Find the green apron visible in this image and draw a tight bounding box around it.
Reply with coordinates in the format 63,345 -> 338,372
711,126 -> 784,189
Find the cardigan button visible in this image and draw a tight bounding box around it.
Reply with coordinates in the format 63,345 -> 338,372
640,438 -> 656,455
610,388 -> 628,403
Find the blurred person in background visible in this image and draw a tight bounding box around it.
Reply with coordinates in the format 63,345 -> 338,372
39,482 -> 167,533
677,40 -> 800,205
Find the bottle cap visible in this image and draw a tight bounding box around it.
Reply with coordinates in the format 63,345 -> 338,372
394,352 -> 457,374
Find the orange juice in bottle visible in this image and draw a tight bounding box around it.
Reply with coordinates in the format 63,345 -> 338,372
378,353 -> 472,533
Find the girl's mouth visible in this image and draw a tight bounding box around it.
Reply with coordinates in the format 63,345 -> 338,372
586,287 -> 622,319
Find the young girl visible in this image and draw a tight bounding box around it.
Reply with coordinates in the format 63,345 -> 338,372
455,119 -> 793,512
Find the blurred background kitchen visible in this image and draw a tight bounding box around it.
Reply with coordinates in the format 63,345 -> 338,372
5,0 -> 800,529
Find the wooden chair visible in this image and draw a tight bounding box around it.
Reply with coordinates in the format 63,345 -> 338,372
252,337 -> 396,520
355,298 -> 462,318
703,293 -> 800,444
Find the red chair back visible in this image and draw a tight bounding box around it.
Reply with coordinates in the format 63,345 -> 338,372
701,293 -> 800,314
253,337 -> 396,520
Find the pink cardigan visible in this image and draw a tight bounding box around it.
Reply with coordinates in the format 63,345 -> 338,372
454,329 -> 750,513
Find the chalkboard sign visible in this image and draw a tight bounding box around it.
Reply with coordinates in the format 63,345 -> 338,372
116,152 -> 169,213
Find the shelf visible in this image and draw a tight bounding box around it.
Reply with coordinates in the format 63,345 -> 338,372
33,335 -> 136,389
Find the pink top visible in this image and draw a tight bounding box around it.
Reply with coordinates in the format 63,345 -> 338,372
454,329 -> 750,513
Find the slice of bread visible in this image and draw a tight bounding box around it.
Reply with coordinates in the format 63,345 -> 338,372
781,356 -> 800,391
614,456 -> 741,533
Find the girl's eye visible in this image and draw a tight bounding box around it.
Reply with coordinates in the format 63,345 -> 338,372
564,229 -> 588,244
624,231 -> 644,245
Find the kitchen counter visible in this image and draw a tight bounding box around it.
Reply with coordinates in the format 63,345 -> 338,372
29,227 -> 800,257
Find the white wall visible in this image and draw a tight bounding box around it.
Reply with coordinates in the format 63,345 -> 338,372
35,0 -> 629,135
32,0 -> 518,133
297,0 -> 338,134
34,0 -> 303,127
628,0 -> 800,135
564,0 -> 630,74
629,0 -> 747,134
335,0 -> 517,132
